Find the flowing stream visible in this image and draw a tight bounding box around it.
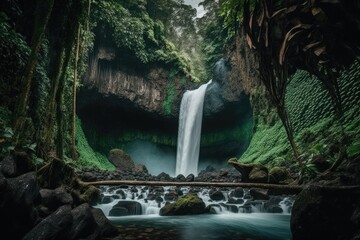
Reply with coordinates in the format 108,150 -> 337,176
94,185 -> 294,240
175,80 -> 212,176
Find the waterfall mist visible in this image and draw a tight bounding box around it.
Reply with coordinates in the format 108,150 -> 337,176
124,140 -> 176,176
175,80 -> 212,176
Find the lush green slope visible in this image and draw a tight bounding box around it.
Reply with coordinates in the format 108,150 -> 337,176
240,61 -> 360,167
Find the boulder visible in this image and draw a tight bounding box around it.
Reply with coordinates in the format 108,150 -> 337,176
109,201 -> 142,216
69,203 -> 98,240
115,189 -> 126,199
0,152 -> 34,178
267,205 -> 283,213
157,172 -> 171,181
291,185 -> 360,240
176,174 -> 186,182
1,172 -> 41,239
209,189 -> 225,201
250,188 -> 269,200
40,186 -> 73,211
22,205 -> 73,240
164,191 -> 178,201
101,196 -> 114,204
186,174 -> 195,182
108,149 -> 135,171
91,208 -> 118,238
78,184 -> 100,206
134,164 -> 148,174
0,155 -> 17,177
268,167 -> 290,184
230,187 -> 244,198
249,167 -> 268,183
228,159 -> 268,183
109,207 -> 128,216
81,172 -> 97,182
155,196 -> 163,203
160,194 -> 206,216
264,196 -> 283,212
206,204 -> 222,214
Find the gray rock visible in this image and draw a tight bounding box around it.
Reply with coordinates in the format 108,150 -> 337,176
186,174 -> 195,182
108,149 -> 135,171
209,189 -> 225,201
0,156 -> 17,177
109,207 -> 128,216
91,208 -> 118,238
164,191 -> 178,201
109,201 -> 142,216
69,203 -> 98,240
40,186 -> 73,211
250,188 -> 269,200
1,172 -> 40,239
176,174 -> 186,182
158,172 -> 171,181
231,187 -> 244,198
101,196 -> 114,204
23,205 -> 73,240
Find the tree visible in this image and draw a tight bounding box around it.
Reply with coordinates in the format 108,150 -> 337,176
38,0 -> 86,159
242,0 -> 360,164
13,0 -> 54,144
71,0 -> 92,160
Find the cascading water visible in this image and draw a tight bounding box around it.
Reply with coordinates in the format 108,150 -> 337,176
94,186 -> 294,240
94,185 -> 294,217
175,80 -> 212,176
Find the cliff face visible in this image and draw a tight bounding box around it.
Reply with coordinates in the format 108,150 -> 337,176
224,32 -> 277,127
80,43 -> 192,118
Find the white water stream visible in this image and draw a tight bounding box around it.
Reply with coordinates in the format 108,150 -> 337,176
175,80 -> 212,176
94,185 -> 294,217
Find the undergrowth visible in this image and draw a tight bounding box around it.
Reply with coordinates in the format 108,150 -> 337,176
75,117 -> 115,171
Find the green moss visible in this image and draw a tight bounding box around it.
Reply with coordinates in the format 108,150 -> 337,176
163,69 -> 177,115
240,121 -> 290,166
175,194 -> 204,206
159,193 -> 206,216
76,117 -> 115,170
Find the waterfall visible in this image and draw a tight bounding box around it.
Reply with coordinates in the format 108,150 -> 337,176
175,80 -> 212,176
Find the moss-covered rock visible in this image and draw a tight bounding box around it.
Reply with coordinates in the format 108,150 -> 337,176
159,194 -> 206,216
108,149 -> 135,171
268,167 -> 291,184
228,158 -> 268,183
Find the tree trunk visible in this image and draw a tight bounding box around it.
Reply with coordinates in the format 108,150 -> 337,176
71,26 -> 82,160
56,49 -> 73,159
37,0 -> 86,159
14,0 -> 54,143
38,48 -> 66,158
277,105 -> 301,163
